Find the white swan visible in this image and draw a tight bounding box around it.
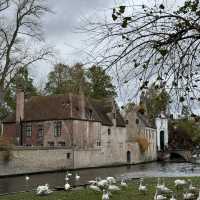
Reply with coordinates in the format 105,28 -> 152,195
156,178 -> 164,190
66,172 -> 72,177
188,179 -> 197,192
107,177 -> 116,184
89,184 -> 101,192
197,190 -> 200,200
183,191 -> 194,199
170,193 -> 176,200
64,181 -> 70,191
36,184 -> 52,195
174,179 -> 187,187
139,178 -> 147,193
98,179 -> 109,188
154,189 -> 167,200
159,179 -> 171,194
102,189 -> 109,200
75,173 -> 80,181
108,184 -> 120,191
88,180 -> 97,184
25,176 -> 30,181
121,179 -> 128,187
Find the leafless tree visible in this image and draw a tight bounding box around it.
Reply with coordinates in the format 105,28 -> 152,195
0,0 -> 9,12
83,0 -> 200,107
0,0 -> 53,106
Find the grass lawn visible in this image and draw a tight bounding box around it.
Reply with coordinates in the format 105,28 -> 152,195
0,177 -> 200,200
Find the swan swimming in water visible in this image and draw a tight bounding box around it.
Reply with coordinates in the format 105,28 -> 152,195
75,173 -> 80,181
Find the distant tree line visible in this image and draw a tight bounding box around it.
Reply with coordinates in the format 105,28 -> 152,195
0,63 -> 117,120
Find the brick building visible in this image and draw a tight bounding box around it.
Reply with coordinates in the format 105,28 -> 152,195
3,90 -> 126,149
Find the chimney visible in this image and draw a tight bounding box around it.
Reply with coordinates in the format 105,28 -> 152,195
16,88 -> 24,122
80,93 -> 86,119
112,98 -> 117,127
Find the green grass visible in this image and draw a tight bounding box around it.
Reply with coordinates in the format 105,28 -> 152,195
0,177 -> 200,200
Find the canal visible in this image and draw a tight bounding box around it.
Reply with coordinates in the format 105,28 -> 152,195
0,161 -> 200,194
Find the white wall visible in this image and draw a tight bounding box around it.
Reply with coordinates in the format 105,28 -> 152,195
155,117 -> 168,151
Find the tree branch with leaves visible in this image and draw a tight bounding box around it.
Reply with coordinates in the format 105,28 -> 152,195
83,0 -> 200,106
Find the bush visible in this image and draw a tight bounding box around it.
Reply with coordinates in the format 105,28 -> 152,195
0,136 -> 13,162
135,136 -> 149,153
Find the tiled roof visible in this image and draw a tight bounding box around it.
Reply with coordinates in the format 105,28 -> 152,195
4,94 -> 126,127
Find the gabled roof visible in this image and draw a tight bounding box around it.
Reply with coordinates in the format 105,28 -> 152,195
4,94 -> 126,127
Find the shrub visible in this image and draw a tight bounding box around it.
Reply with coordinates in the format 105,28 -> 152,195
135,136 -> 149,153
0,136 -> 13,162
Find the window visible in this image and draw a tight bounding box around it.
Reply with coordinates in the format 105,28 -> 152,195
108,128 -> 111,135
54,121 -> 62,137
136,118 -> 139,124
58,141 -> 65,146
24,124 -> 32,137
67,153 -> 71,159
48,141 -> 54,147
37,125 -> 44,137
125,120 -> 129,124
97,140 -> 101,146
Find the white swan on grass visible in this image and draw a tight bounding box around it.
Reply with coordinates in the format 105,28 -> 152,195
36,184 -> 52,196
154,189 -> 167,200
102,189 -> 109,200
121,179 -> 128,187
139,178 -> 147,194
183,191 -> 194,200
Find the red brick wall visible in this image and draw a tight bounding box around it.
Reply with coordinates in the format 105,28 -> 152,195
3,119 -> 101,148
3,123 -> 17,144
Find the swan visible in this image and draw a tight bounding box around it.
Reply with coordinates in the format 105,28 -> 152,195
170,193 -> 176,200
36,184 -> 52,195
65,175 -> 69,181
88,180 -> 97,184
89,184 -> 101,192
108,184 -> 120,191
154,189 -> 167,200
159,179 -> 172,194
188,179 -> 197,192
64,181 -> 70,191
25,176 -> 30,181
107,177 -> 116,184
197,190 -> 200,200
121,179 -> 128,187
66,172 -> 72,177
183,191 -> 194,200
98,179 -> 109,188
139,178 -> 147,194
174,179 -> 187,190
156,178 -> 164,190
102,189 -> 109,200
75,173 -> 80,181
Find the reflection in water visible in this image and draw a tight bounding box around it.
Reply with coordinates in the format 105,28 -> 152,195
0,162 -> 200,194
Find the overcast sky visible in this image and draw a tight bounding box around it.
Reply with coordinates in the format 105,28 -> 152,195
32,0 -> 118,84
31,0 -> 188,109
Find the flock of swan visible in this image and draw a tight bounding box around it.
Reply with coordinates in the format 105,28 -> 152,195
139,177 -> 200,200
24,174 -> 200,200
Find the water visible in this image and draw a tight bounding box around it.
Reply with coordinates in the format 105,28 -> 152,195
0,161 -> 200,194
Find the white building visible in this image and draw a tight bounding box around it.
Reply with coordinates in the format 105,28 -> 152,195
155,112 -> 168,151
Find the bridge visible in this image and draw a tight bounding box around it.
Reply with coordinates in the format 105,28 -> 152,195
168,148 -> 192,161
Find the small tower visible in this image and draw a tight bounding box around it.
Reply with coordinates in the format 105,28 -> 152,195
155,112 -> 168,151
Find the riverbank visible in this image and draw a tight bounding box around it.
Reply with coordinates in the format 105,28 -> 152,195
0,177 -> 200,200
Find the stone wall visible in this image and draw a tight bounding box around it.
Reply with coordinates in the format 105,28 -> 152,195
0,147 -> 73,176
